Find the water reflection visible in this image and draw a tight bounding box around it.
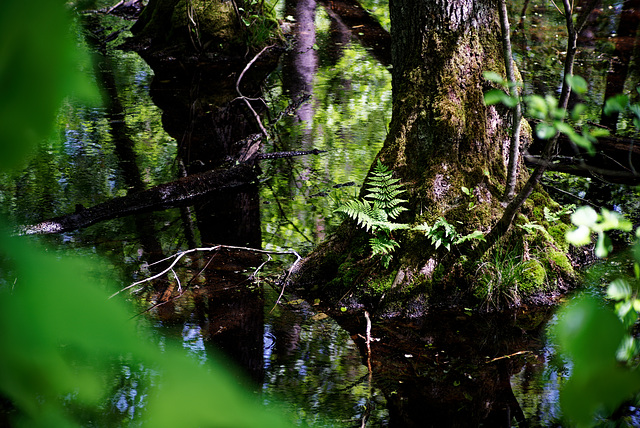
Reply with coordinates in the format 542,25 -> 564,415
4,1 -> 638,426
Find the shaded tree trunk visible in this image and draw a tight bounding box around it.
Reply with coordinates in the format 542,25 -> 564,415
293,0 -> 572,313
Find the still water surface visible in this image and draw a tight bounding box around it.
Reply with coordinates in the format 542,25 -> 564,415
2,1 -> 637,426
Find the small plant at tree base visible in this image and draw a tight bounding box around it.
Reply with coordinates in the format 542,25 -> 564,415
461,186 -> 476,210
415,217 -> 485,251
335,160 -> 409,268
336,163 -> 485,267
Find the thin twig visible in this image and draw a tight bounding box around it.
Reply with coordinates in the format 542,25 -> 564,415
487,350 -> 532,363
499,0 -> 523,202
110,245 -> 301,299
269,252 -> 303,313
364,310 -> 373,374
106,0 -> 125,14
236,45 -> 275,138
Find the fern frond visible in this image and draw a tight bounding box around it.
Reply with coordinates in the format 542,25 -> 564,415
370,235 -> 400,256
372,220 -> 410,233
335,199 -> 386,232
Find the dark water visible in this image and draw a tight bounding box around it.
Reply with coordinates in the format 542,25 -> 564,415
1,0 -> 638,426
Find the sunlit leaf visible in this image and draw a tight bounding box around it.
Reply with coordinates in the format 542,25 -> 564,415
565,74 -> 588,95
588,127 -> 610,138
599,209 -> 632,232
570,103 -> 586,120
525,95 -> 548,119
483,71 -> 506,85
595,232 -> 613,258
566,225 -> 592,246
535,122 -> 556,139
571,206 -> 598,227
483,89 -> 508,106
607,279 -> 632,301
616,335 -> 640,361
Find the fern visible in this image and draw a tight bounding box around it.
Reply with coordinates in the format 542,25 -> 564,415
416,217 -> 485,251
335,160 -> 409,265
364,160 -> 408,218
334,199 -> 385,232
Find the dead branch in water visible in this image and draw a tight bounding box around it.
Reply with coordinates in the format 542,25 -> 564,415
110,245 -> 302,306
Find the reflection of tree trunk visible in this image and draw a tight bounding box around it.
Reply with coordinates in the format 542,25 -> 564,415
601,0 -> 640,131
284,0 -> 318,130
19,164 -> 257,234
319,0 -> 391,66
86,21 -> 166,261
332,310 -> 548,427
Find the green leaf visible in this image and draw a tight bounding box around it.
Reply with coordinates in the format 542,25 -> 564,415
483,89 -> 508,106
595,232 -> 613,258
525,95 -> 549,119
483,71 -> 506,85
607,279 -> 632,301
571,103 -> 587,120
565,74 -> 588,95
566,225 -> 592,246
535,122 -> 556,139
588,127 -> 610,138
598,209 -> 632,232
571,206 -> 598,227
604,94 -> 629,116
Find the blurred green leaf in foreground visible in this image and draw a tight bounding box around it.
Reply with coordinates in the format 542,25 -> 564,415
0,1 -> 291,426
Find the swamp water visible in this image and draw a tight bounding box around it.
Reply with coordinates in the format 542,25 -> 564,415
2,1 -> 639,426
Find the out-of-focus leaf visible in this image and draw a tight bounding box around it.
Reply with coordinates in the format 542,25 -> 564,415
571,206 -> 598,227
599,209 -> 632,232
571,103 -> 586,120
595,232 -> 613,258
566,225 -> 592,246
565,74 -> 588,95
526,94 -> 548,119
0,2 -> 98,171
603,94 -> 629,116
607,279 -> 632,301
536,122 -> 556,139
483,71 -> 506,85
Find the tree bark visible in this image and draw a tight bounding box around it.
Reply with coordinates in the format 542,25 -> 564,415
293,0 -> 573,313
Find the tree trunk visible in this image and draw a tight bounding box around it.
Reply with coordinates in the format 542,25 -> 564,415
293,0 -> 573,314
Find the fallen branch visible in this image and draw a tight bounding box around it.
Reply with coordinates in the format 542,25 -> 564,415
110,244 -> 302,300
486,350 -> 532,363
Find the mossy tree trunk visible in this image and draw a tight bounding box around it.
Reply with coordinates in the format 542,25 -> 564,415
294,0 -> 573,313
130,0 -> 242,55
129,0 -> 281,59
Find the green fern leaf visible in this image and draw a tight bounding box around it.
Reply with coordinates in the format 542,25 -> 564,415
370,235 -> 400,256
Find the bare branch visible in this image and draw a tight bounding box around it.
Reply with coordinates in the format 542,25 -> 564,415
236,45 -> 275,138
110,245 -> 302,301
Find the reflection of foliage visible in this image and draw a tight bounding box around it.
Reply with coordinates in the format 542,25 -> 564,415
0,2 -> 290,427
260,40 -> 391,250
262,289 -> 388,426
